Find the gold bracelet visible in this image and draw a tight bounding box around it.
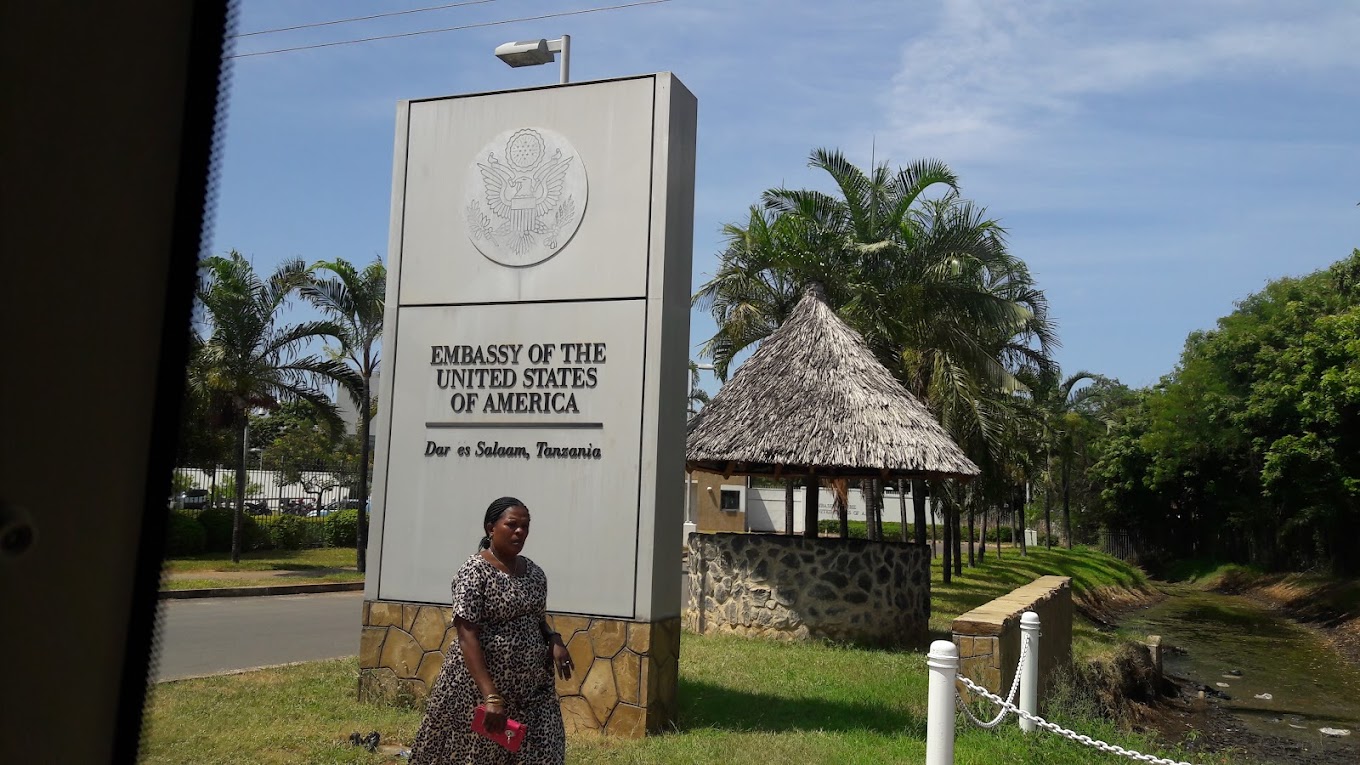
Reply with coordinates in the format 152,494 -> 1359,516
484,693 -> 505,706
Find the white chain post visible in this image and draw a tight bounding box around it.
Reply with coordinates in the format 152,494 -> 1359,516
1019,611 -> 1041,733
926,640 -> 959,765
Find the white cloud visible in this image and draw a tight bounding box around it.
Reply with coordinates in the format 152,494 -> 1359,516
883,0 -> 1360,161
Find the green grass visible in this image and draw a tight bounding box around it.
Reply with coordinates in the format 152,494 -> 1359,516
140,546 -> 1209,764
165,547 -> 358,574
144,636 -> 1229,765
162,571 -> 365,591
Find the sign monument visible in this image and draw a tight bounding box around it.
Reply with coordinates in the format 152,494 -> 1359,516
358,74 -> 696,738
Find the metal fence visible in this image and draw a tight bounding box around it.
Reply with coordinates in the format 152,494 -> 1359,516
168,462 -> 362,550
1098,527 -> 1144,562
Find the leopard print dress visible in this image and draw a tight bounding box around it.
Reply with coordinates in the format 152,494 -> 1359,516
408,554 -> 566,765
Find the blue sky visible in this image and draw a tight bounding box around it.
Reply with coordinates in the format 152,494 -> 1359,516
212,0 -> 1359,393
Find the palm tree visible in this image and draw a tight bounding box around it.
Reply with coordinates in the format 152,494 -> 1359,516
695,149 -> 1057,561
686,360 -> 711,415
696,150 -> 959,538
193,251 -> 358,562
1025,369 -> 1106,548
871,195 -> 1056,575
301,258 -> 385,573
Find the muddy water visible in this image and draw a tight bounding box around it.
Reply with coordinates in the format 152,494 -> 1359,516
1119,585 -> 1360,755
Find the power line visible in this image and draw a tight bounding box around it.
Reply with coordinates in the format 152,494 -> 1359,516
233,0 -> 501,39
228,0 -> 673,59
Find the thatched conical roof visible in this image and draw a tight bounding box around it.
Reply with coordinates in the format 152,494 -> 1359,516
686,285 -> 980,480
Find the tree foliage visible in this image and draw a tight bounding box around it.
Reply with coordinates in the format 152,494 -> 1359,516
192,251 -> 359,562
1091,250 -> 1360,573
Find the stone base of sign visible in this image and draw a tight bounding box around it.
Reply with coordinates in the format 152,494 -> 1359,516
357,600 -> 679,738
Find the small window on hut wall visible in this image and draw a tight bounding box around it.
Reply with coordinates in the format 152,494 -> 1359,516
720,488 -> 742,512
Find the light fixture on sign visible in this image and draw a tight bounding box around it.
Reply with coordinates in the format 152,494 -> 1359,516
494,35 -> 571,83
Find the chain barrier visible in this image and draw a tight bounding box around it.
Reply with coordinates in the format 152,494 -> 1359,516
956,638 -> 1028,729
954,673 -> 1197,765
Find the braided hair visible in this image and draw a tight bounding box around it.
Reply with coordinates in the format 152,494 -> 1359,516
479,496 -> 527,550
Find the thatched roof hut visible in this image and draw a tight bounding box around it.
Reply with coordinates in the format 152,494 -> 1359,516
686,284 -> 979,482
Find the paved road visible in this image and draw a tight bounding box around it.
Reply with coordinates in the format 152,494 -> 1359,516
153,592 -> 365,682
155,568 -> 692,682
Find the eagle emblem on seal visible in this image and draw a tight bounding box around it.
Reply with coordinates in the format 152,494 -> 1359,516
464,128 -> 588,267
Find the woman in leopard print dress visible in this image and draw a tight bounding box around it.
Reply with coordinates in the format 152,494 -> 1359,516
409,497 -> 570,764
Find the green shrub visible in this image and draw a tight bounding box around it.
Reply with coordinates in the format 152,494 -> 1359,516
326,508 -> 360,547
198,507 -> 234,552
267,515 -> 310,550
815,520 -> 915,540
165,511 -> 206,556
197,507 -> 267,552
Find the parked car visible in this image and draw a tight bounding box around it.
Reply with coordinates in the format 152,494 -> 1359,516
169,489 -> 210,511
310,499 -> 364,518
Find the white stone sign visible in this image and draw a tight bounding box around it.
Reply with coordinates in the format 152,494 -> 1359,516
366,74 -> 696,622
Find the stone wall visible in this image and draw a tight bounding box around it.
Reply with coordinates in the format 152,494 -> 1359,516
358,600 -> 679,738
684,532 -> 930,648
951,575 -> 1073,705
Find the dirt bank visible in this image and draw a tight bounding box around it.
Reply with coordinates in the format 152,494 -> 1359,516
1075,582 -> 1164,627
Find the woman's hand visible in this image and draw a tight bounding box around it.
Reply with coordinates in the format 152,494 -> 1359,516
482,700 -> 507,734
551,640 -> 573,680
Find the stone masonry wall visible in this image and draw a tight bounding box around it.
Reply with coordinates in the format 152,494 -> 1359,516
951,575 -> 1073,706
358,600 -> 679,738
684,532 -> 931,648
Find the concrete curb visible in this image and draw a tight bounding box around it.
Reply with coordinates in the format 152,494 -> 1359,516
159,581 -> 364,599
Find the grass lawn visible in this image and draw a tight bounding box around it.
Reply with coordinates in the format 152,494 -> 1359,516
164,547 -> 359,574
143,635 -> 1231,765
162,571 -> 365,591
140,545 -> 1221,764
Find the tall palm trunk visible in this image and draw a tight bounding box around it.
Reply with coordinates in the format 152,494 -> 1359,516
784,478 -> 795,535
837,483 -> 849,539
941,494 -> 952,584
1017,492 -> 1027,557
355,374 -> 373,573
1044,481 -> 1053,550
967,499 -> 976,567
1011,497 -> 1019,552
953,504 -> 963,578
979,503 -> 988,561
231,415 -> 248,564
930,494 -> 939,557
874,479 -> 886,540
860,479 -> 874,540
898,480 -> 911,542
995,505 -> 1003,560
912,479 -> 928,546
1062,456 -> 1073,549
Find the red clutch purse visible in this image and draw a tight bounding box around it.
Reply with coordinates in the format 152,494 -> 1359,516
472,704 -> 527,752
